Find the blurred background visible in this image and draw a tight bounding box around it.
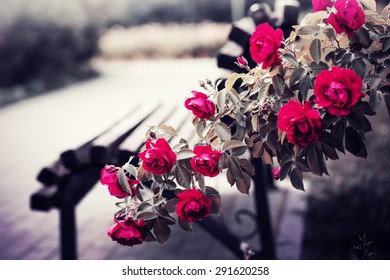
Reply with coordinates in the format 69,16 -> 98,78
0,0 -> 389,260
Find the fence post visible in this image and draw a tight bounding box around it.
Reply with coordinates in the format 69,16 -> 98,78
60,188 -> 77,260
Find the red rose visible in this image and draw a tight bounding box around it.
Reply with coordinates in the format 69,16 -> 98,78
327,0 -> 365,35
190,145 -> 223,177
314,66 -> 364,116
312,0 -> 332,12
184,91 -> 215,120
139,138 -> 176,175
272,166 -> 281,180
176,189 -> 212,222
277,101 -> 322,146
107,218 -> 146,246
249,22 -> 283,69
100,165 -> 138,198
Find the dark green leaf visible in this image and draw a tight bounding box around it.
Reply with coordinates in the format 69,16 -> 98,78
290,167 -> 304,191
306,145 -> 323,176
321,143 -> 339,160
352,59 -> 366,78
345,127 -> 367,158
235,111 -> 246,127
218,153 -> 229,169
251,141 -> 264,158
332,119 -> 345,153
290,68 -> 307,87
341,52 -> 353,69
236,173 -> 251,194
215,122 -> 232,141
174,165 -> 191,188
280,160 -> 293,181
346,109 -> 373,133
163,198 -> 180,213
227,155 -> 245,181
162,179 -> 177,190
283,53 -> 299,68
322,28 -> 335,40
223,139 -> 246,151
206,187 -> 222,215
156,208 -> 176,225
153,218 -> 171,244
137,212 -> 158,221
178,218 -> 193,233
298,25 -> 318,35
299,75 -> 311,100
382,37 -> 390,52
310,38 -> 321,63
216,90 -> 226,110
196,120 -> 206,138
356,27 -> 372,48
117,169 -> 131,193
226,168 -> 236,186
369,90 -> 383,111
227,88 -> 242,107
238,158 -> 256,176
384,94 -> 390,118
272,74 -> 285,96
144,230 -> 157,242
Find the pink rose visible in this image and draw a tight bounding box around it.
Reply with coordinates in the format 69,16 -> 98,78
314,66 -> 364,116
176,189 -> 212,222
272,166 -> 281,180
184,91 -> 215,120
327,0 -> 365,35
100,165 -> 138,198
277,101 -> 322,147
138,138 -> 176,175
107,218 -> 146,246
190,145 -> 223,177
249,22 -> 283,69
312,0 -> 332,12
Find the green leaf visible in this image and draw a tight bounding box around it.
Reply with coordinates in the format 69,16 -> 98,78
299,75 -> 311,100
332,120 -> 345,153
216,90 -> 226,110
236,173 -> 251,194
298,25 -> 318,35
306,145 -> 323,176
174,165 -> 191,189
137,212 -> 158,221
290,68 -> 308,87
290,167 -> 304,191
310,38 -> 321,64
215,122 -> 232,141
162,179 -> 177,190
227,155 -> 245,181
117,169 -> 131,193
235,111 -> 246,127
346,109 -> 373,133
227,88 -> 242,107
345,127 -> 367,158
283,53 -> 299,68
196,119 -> 206,138
225,73 -> 241,90
159,124 -> 177,136
178,218 -> 193,233
369,90 -> 383,111
153,218 -> 171,244
223,139 -> 246,151
272,74 -> 285,96
356,27 -> 372,48
340,52 -> 353,69
238,158 -> 255,176
322,28 -> 336,40
321,143 -> 339,160
352,59 -> 366,78
163,198 -> 180,213
206,186 -> 222,215
176,148 -> 194,160
280,160 -> 293,181
360,0 -> 376,11
383,37 -> 390,52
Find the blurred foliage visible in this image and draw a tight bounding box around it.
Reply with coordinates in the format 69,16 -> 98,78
0,16 -> 99,88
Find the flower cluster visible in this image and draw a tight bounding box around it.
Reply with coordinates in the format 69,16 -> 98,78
102,0 -> 389,247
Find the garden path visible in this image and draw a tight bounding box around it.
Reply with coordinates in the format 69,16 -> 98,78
0,58 -> 306,260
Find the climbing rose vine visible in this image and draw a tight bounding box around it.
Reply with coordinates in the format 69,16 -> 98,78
102,0 -> 390,247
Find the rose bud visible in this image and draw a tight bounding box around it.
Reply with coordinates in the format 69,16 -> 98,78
314,66 -> 365,116
176,189 -> 212,222
190,145 -> 223,177
138,138 -> 176,176
249,22 -> 283,69
107,218 -> 146,246
277,101 -> 322,147
184,91 -> 216,120
272,166 -> 281,180
100,165 -> 138,198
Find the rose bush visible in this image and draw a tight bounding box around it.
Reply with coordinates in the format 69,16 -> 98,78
101,0 -> 390,250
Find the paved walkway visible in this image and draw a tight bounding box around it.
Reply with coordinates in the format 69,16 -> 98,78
0,58 -> 306,260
